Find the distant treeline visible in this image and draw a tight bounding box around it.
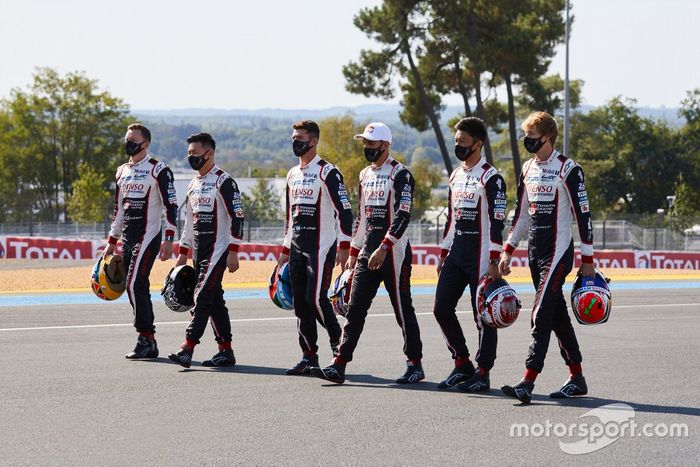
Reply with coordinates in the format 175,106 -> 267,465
139,114 -> 452,177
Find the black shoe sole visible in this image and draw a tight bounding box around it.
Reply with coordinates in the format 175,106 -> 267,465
285,359 -> 318,376
202,360 -> 236,367
168,354 -> 191,369
549,389 -> 588,399
437,375 -> 469,389
501,385 -> 532,404
285,367 -> 311,376
125,352 -> 159,359
456,383 -> 491,393
396,374 -> 425,384
309,367 -> 345,384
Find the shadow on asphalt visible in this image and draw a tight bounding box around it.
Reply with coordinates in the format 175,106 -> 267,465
175,364 -> 289,376
127,357 -> 172,364
132,360 -> 700,416
539,395 -> 700,417
313,373 -> 514,395
313,377 -> 700,416
488,393 -> 700,415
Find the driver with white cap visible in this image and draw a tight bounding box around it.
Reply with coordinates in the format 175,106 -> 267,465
311,122 -> 425,385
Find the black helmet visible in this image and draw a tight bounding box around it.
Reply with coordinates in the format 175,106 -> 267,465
161,265 -> 197,312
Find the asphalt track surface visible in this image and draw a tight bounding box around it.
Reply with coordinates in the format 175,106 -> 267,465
1,285 -> 699,466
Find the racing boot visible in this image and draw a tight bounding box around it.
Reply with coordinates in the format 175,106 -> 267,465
285,354 -> 319,376
125,334 -> 159,359
396,360 -> 425,384
549,373 -> 588,398
437,360 -> 476,389
202,348 -> 236,367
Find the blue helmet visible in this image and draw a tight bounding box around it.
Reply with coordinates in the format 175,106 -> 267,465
269,263 -> 294,310
329,269 -> 354,317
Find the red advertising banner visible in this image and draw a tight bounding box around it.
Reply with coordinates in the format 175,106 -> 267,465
1,236 -> 700,269
0,236 -> 97,260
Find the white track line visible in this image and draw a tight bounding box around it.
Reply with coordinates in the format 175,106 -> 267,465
0,303 -> 697,333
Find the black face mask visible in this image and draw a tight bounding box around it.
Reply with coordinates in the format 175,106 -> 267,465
454,144 -> 476,162
293,140 -> 313,157
364,146 -> 384,163
188,152 -> 208,170
523,136 -> 546,154
125,140 -> 144,157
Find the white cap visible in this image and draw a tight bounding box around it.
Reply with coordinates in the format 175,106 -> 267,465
354,122 -> 392,144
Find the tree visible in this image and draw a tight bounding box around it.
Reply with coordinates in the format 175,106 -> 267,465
517,74 -> 583,116
678,88 -> 700,191
343,0 -> 454,174
0,67 -> 130,222
491,74 -> 583,171
345,0 -> 569,179
409,157 -> 442,219
0,111 -> 14,222
570,97 -> 685,214
318,115 -> 441,221
66,163 -> 111,223
241,178 -> 283,222
478,0 -> 567,179
667,175 -> 700,233
679,88 -> 700,125
420,0 -> 500,164
317,115 -> 367,209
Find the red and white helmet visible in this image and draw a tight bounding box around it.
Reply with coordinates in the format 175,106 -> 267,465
329,269 -> 354,317
571,269 -> 611,325
477,275 -> 521,329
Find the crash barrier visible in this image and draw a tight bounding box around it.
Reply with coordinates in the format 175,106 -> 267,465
1,235 -> 699,269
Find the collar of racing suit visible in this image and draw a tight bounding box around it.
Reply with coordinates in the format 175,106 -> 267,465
299,154 -> 321,169
128,154 -> 150,167
461,155 -> 486,172
197,164 -> 219,179
370,154 -> 393,170
535,148 -> 559,164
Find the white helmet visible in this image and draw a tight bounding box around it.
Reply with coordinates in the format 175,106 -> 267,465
477,275 -> 521,329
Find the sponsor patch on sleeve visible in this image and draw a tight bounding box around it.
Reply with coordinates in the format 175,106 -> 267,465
167,187 -> 177,204
321,164 -> 332,179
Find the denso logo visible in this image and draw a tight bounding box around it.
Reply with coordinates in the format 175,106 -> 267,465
528,185 -> 553,194
123,183 -> 145,191
193,197 -> 211,204
455,191 -> 475,200
292,188 -> 314,197
366,190 -> 385,198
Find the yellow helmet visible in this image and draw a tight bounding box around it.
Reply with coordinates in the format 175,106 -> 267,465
91,254 -> 127,301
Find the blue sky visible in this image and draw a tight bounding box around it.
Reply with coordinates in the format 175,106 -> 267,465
0,0 -> 697,110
